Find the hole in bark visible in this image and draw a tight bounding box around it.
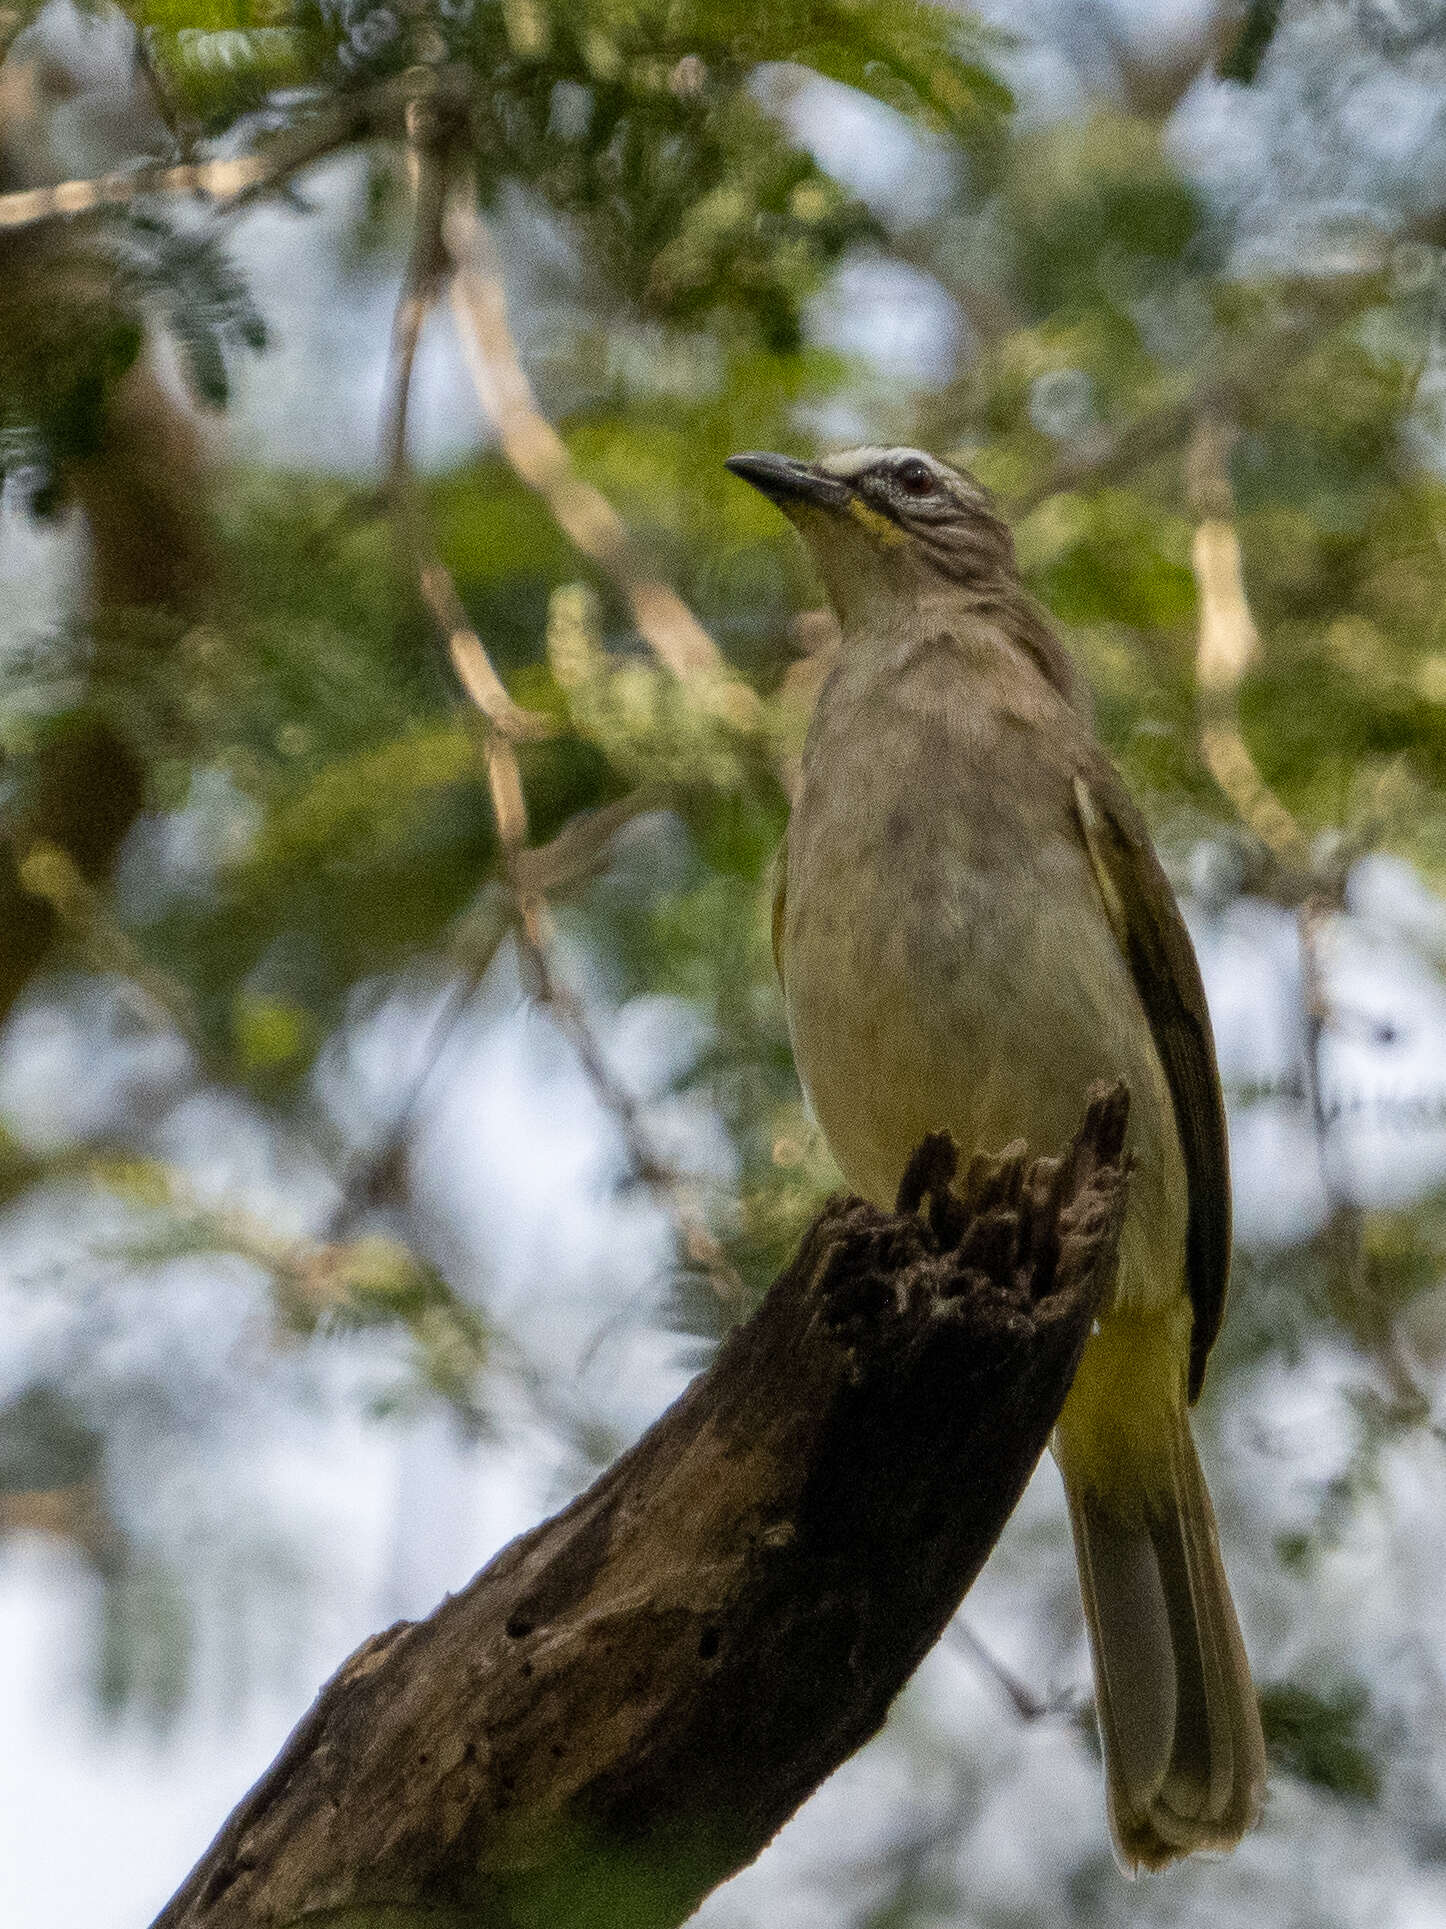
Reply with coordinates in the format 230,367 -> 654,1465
940,1265 -> 992,1303
505,1615 -> 534,1639
698,1627 -> 721,1660
520,1660 -> 534,1679
822,1271 -> 893,1328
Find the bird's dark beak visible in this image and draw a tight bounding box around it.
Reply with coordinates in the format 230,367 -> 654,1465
725,451 -> 851,511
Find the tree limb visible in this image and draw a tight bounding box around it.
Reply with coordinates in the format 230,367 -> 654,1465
0,69 -> 475,232
152,1084 -> 1130,1929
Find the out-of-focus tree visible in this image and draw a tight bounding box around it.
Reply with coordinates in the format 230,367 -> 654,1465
2,0 -> 1446,1923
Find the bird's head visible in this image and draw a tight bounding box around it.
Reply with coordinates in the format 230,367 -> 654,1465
725,445 -> 1016,629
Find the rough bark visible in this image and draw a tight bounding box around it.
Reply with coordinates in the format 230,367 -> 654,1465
154,1084 -> 1131,1929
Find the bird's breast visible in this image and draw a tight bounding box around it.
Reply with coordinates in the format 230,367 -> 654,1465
782,670 -> 1187,1308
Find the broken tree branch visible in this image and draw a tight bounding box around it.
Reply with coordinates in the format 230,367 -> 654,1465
153,1084 -> 1130,1929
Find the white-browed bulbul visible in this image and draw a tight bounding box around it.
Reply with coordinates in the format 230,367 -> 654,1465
727,444 -> 1265,1872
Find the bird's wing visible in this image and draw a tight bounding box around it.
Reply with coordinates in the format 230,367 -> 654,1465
1072,773 -> 1231,1401
769,830 -> 788,990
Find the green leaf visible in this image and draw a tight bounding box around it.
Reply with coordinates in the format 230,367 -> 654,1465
1261,1681 -> 1381,1802
1217,0 -> 1283,85
232,990 -> 317,1075
128,1 -> 291,28
147,25 -> 310,127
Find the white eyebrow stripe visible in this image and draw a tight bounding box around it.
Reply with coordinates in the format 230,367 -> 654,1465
816,446 -> 888,479
817,445 -> 941,484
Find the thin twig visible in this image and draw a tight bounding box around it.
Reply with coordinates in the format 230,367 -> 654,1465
443,187 -> 764,737
947,1616 -> 1086,1724
950,1617 -> 1052,1721
513,789 -> 663,899
1186,415 -> 1313,880
16,840 -> 202,1047
0,72 -> 463,232
324,933 -> 506,1241
339,79 -> 550,1227
0,153 -> 274,229
380,86 -> 449,491
379,105 -> 555,754
517,914 -> 751,1314
1014,390 -> 1207,517
329,785 -> 674,1237
373,109 -> 747,1317
1185,422 -> 1428,1421
415,555 -> 558,747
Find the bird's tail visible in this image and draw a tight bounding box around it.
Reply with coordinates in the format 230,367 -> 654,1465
1060,1406 -> 1266,1873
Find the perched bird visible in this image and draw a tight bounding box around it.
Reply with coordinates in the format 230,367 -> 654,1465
726,444 -> 1265,1872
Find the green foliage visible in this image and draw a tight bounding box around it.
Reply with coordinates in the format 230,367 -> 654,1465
0,1383 -> 102,1490
0,219 -> 263,510
144,23 -> 313,129
120,0 -> 1008,360
1004,114 -> 1203,312
1261,1680 -> 1381,1802
1217,0 -> 1284,86
96,1552 -> 196,1724
0,278 -> 143,497
96,1153 -> 492,1420
119,219 -> 269,408
132,0 -> 294,25
751,0 -> 1012,155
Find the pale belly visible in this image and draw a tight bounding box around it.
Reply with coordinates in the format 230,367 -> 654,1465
782,738 -> 1189,1325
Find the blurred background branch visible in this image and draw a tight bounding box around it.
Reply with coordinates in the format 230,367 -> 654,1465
375,75 -> 747,1311
1187,411 -> 1314,885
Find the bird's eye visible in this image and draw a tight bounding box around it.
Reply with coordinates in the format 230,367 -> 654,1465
894,458 -> 935,497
